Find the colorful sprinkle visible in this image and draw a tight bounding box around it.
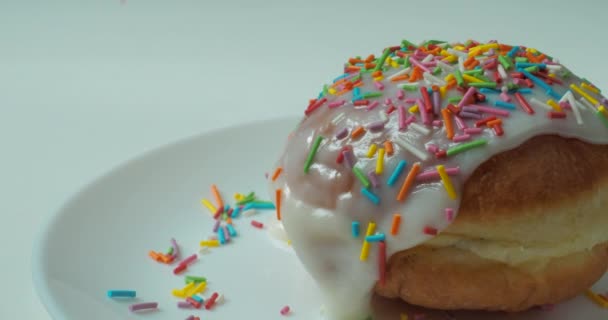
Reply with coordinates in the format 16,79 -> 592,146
129,302 -> 158,312
303,136 -> 324,174
361,188 -> 380,205
446,139 -> 487,156
352,221 -> 360,237
437,165 -> 457,199
396,163 -> 421,201
280,305 -> 291,316
360,222 -> 376,261
107,290 -> 136,298
390,214 -> 401,235
387,160 -> 407,186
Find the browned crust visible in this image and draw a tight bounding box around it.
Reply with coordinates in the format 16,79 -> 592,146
375,135 -> 608,310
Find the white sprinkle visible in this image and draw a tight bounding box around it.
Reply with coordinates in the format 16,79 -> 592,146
422,54 -> 434,63
579,97 -> 596,111
216,293 -> 224,304
436,60 -> 455,72
331,112 -> 345,125
243,209 -> 257,217
497,64 -> 508,80
387,67 -> 411,81
395,137 -> 429,161
423,72 -> 447,86
546,64 -> 563,72
379,110 -> 388,123
458,56 -> 465,73
408,122 -> 431,136
529,98 -> 554,111
565,91 -> 585,125
447,48 -> 468,58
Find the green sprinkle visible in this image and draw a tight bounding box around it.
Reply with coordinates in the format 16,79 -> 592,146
399,83 -> 419,91
426,39 -> 446,45
447,96 -> 462,104
514,57 -> 528,63
352,167 -> 371,189
363,92 -> 383,99
453,69 -> 464,87
395,58 -> 405,65
446,139 -> 488,156
507,82 -> 519,91
403,58 -> 411,68
166,247 -> 174,256
463,69 -> 483,76
236,193 -> 256,205
468,82 -> 497,89
498,55 -> 512,70
560,70 -> 572,79
401,39 -> 416,49
596,111 -> 608,128
185,276 -> 207,284
373,49 -> 391,72
304,136 -> 324,174
524,66 -> 539,73
474,73 -> 492,82
322,84 -> 329,97
433,66 -> 442,75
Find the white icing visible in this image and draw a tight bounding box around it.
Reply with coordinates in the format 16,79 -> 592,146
269,45 -> 608,319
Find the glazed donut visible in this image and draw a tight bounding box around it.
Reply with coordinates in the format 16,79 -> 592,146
268,39 -> 608,319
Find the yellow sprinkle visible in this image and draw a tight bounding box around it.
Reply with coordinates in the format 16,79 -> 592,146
526,47 -> 539,54
373,76 -> 384,81
328,87 -> 337,95
187,282 -> 207,296
599,106 -> 608,118
360,222 -> 376,261
462,74 -> 483,83
585,290 -> 608,308
582,82 -> 600,94
234,193 -> 244,201
439,49 -> 450,57
444,73 -> 455,82
443,55 -> 458,63
454,45 -> 465,51
391,61 -> 399,68
376,148 -> 385,175
200,240 -> 220,247
409,105 -> 419,113
366,143 -> 378,158
400,314 -> 409,320
172,282 -> 195,298
546,99 -> 562,112
287,239 -> 292,246
467,48 -> 481,57
201,199 -> 217,213
548,73 -> 556,78
440,86 -> 447,98
437,165 -> 457,199
571,84 -> 599,106
386,56 -> 393,65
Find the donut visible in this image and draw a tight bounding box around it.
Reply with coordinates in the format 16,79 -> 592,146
268,39 -> 608,319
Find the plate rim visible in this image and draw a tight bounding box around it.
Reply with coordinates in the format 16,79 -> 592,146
31,115 -> 298,319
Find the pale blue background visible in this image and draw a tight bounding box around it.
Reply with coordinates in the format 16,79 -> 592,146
0,0 -> 606,318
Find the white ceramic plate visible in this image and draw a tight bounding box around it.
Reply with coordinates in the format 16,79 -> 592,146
33,117 -> 607,320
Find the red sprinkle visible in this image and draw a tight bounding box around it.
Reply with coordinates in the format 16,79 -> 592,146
514,92 -> 535,114
304,98 -> 327,116
420,86 -> 433,111
378,241 -> 387,285
186,297 -> 202,309
491,124 -> 504,136
173,263 -> 187,275
446,103 -> 460,115
280,306 -> 291,316
435,150 -> 447,159
213,206 -> 224,219
205,292 -> 219,310
475,116 -> 497,127
548,111 -> 567,119
423,226 -> 438,235
251,220 -> 264,229
386,105 -> 396,114
353,99 -> 369,106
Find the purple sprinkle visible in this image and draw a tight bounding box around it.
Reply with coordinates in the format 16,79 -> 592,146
417,167 -> 460,181
602,98 -> 608,105
458,87 -> 477,107
453,115 -> 468,129
335,127 -> 348,140
186,315 -> 196,320
367,101 -> 380,111
398,106 -> 407,131
474,105 -> 510,117
129,302 -> 158,312
405,115 -> 416,125
396,89 -> 405,100
459,111 -> 482,119
367,121 -> 385,132
452,133 -> 471,142
223,226 -> 231,242
499,92 -> 511,102
328,100 -> 345,108
433,90 -> 441,115
432,120 -> 442,127
178,301 -> 193,309
445,208 -> 455,221
464,127 -> 483,134
212,219 -> 221,233
461,106 -> 480,113
343,150 -> 356,169
418,99 -> 431,125
426,144 -> 438,153
374,81 -> 384,90
367,170 -> 380,188
170,238 -> 180,260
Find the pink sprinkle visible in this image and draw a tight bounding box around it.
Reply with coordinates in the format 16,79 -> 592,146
473,105 -> 510,117
178,301 -> 193,309
328,100 -> 345,108
464,127 -> 483,135
423,226 -> 438,235
280,306 -> 291,316
445,208 -> 455,222
366,101 -> 380,111
396,89 -> 405,100
560,101 -> 571,110
178,254 -> 197,267
405,115 -> 416,125
418,99 -> 431,125
384,98 -> 393,105
251,220 -> 264,228
409,57 -> 432,73
129,302 -> 158,312
452,133 -> 471,142
453,115 -> 468,129
458,87 -> 477,107
223,226 -> 231,243
513,78 -> 524,86
458,111 -> 481,119
426,144 -> 438,153
335,127 -> 348,140
432,120 -> 442,127
374,81 -> 384,90
404,98 -> 417,103
398,106 -> 407,131
417,167 -> 460,181
212,219 -> 221,233
499,92 -> 511,102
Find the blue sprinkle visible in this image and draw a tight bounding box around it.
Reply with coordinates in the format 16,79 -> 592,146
365,233 -> 385,242
547,89 -> 562,100
352,221 -> 360,238
479,88 -> 500,94
507,46 -> 519,58
249,202 -> 275,210
231,206 -> 241,218
353,87 -> 362,101
515,62 -> 547,69
223,204 -> 231,212
387,160 -> 407,186
218,227 -> 226,245
517,88 -> 532,94
494,100 -> 516,110
192,295 -> 203,303
333,73 -> 349,83
518,69 -> 552,92
107,290 -> 136,298
226,224 -> 237,237
361,188 -> 380,205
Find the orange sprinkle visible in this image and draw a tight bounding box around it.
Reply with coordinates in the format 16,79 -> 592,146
446,79 -> 457,89
364,54 -> 375,63
345,66 -> 361,73
149,251 -> 162,262
384,141 -> 394,156
499,44 -> 512,51
463,55 -> 476,66
441,109 -> 454,140
397,163 -> 421,201
275,189 -> 282,221
465,60 -> 480,70
371,70 -> 383,78
364,62 -> 375,70
390,74 -> 409,82
390,214 -> 402,235
349,58 -> 363,65
226,217 -> 233,225
211,184 -> 224,209
353,80 -> 364,87
487,119 -> 503,127
351,126 -> 366,139
158,253 -> 173,264
271,167 -> 283,181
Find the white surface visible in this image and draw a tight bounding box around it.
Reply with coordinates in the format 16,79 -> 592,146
1,0 -> 607,318
31,118 -> 608,320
